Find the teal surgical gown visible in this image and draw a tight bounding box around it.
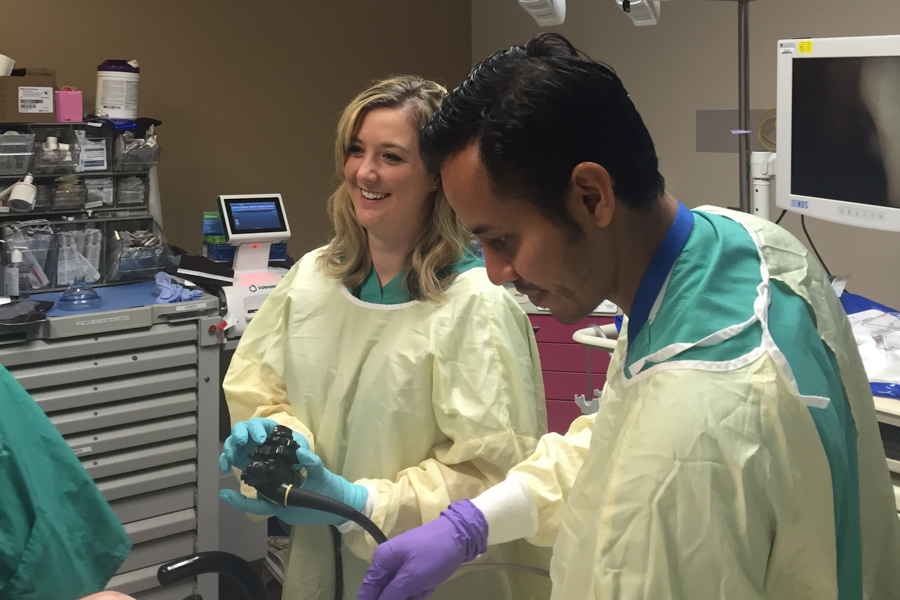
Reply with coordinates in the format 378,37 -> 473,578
0,364 -> 131,600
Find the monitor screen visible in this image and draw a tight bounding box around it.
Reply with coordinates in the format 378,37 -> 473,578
791,56 -> 900,208
223,197 -> 287,234
776,35 -> 900,231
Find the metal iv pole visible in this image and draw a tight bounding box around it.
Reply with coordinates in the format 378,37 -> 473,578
738,0 -> 752,213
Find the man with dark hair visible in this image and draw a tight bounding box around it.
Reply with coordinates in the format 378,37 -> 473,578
357,34 -> 900,600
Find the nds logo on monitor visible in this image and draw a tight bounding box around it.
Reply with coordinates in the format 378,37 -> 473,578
791,200 -> 809,209
248,284 -> 278,293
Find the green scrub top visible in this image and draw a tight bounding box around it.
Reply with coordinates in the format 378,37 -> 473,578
352,252 -> 484,305
0,365 -> 131,600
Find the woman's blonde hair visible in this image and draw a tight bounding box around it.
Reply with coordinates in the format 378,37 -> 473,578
318,75 -> 472,302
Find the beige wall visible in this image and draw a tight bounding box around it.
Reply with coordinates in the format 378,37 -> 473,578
1,0 -> 472,259
473,0 -> 900,308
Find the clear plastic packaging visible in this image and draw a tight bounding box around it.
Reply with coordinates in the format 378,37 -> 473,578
55,222 -> 103,286
861,312 -> 900,352
84,177 -> 115,209
0,133 -> 35,176
116,175 -> 147,207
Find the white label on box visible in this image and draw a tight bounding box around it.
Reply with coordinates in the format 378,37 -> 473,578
18,86 -> 54,113
85,200 -> 103,209
75,132 -> 108,172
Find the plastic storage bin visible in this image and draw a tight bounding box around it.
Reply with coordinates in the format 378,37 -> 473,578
32,127 -> 82,175
54,221 -> 104,286
84,177 -> 115,209
33,183 -> 52,210
115,176 -> 147,207
114,144 -> 159,172
52,178 -> 87,210
0,133 -> 36,176
113,131 -> 160,172
2,221 -> 55,294
106,219 -> 166,282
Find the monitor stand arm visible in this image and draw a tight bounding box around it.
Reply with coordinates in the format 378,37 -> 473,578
751,151 -> 776,221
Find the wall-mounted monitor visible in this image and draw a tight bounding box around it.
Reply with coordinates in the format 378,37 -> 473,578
776,35 -> 900,231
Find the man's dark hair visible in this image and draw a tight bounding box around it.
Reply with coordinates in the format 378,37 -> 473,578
421,33 -> 666,227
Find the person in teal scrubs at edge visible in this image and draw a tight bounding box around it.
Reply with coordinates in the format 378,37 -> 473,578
355,34 -> 900,600
218,75 -> 551,600
0,363 -> 136,600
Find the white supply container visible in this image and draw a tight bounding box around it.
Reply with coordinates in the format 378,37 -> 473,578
96,60 -> 139,119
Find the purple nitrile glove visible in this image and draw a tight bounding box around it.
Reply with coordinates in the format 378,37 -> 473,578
357,500 -> 488,600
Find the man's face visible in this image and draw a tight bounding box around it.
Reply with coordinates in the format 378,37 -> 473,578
442,145 -> 616,324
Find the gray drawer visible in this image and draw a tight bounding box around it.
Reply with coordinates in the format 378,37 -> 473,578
9,343 -> 198,390
67,414 -> 197,457
32,368 -> 197,413
110,484 -> 196,525
98,462 -> 197,502
31,368 -> 197,413
50,392 -> 197,435
0,321 -> 197,367
124,508 -> 197,545
83,439 -> 197,480
116,531 -> 195,575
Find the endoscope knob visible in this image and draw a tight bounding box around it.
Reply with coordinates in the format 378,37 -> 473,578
240,425 -> 305,492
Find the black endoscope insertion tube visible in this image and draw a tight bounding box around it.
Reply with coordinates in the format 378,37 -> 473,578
158,551 -> 268,600
281,485 -> 388,544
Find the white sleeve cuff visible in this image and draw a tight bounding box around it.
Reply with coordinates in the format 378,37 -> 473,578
336,482 -> 378,534
471,475 -> 538,545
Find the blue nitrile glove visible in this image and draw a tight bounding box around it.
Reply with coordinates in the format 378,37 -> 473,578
219,446 -> 369,526
218,417 -> 309,473
357,500 -> 488,600
155,272 -> 203,304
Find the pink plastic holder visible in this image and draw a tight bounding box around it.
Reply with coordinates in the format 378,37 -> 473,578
55,90 -> 83,122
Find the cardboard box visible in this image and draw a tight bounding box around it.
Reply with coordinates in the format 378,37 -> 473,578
0,68 -> 58,123
269,242 -> 287,261
203,241 -> 235,263
202,211 -> 225,235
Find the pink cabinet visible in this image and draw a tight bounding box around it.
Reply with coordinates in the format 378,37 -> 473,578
530,314 -> 615,434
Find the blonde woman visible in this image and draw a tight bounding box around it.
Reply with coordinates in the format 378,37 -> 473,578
219,76 -> 551,600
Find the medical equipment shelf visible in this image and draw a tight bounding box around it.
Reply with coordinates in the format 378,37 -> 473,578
1,212 -> 166,294
0,298 -> 222,600
0,121 -> 160,177
0,169 -> 151,180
